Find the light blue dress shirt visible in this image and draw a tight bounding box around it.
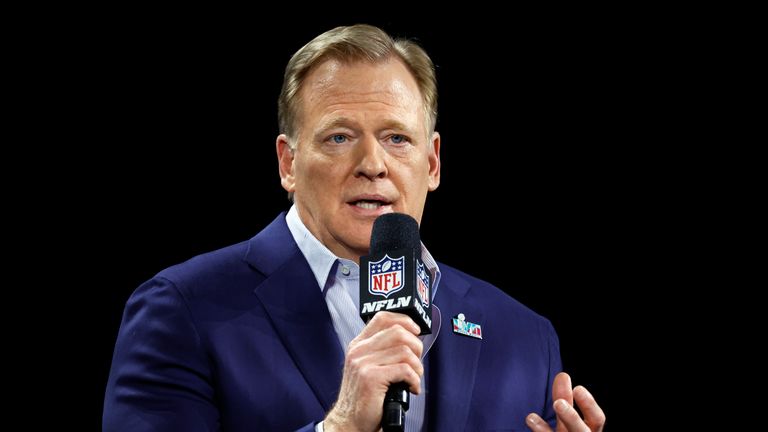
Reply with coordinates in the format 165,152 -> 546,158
286,206 -> 441,432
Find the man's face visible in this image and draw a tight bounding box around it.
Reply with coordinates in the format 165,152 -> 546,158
277,58 -> 441,262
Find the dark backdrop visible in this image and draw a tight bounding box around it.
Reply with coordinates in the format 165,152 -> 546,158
74,12 -> 667,430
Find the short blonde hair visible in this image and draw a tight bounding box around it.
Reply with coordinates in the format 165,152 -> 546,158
278,24 -> 438,145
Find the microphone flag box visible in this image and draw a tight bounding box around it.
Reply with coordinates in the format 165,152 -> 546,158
360,247 -> 432,335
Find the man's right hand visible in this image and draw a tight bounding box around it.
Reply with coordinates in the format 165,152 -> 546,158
324,312 -> 424,432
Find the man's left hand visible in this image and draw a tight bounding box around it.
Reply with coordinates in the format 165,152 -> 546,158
526,372 -> 605,432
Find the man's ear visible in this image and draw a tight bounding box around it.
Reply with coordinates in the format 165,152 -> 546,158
428,131 -> 441,191
276,134 -> 296,193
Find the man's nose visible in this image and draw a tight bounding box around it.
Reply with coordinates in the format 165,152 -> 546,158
354,135 -> 387,180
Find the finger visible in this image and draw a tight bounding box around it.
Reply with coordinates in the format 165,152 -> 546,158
573,386 -> 605,431
552,372 -> 574,404
357,312 -> 421,339
552,372 -> 573,432
526,413 -> 553,431
351,345 -> 424,381
371,363 -> 422,394
554,399 -> 589,432
352,323 -> 424,359
370,345 -> 424,377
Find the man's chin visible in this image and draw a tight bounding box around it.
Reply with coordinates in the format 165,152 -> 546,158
340,230 -> 374,258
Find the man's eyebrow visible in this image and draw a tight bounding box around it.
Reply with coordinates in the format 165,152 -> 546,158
314,118 -> 418,138
316,118 -> 359,134
380,120 -> 414,133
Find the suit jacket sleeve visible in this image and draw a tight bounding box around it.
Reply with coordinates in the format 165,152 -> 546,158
103,277 -> 220,431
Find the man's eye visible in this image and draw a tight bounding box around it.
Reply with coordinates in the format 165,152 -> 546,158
390,134 -> 406,144
331,135 -> 347,144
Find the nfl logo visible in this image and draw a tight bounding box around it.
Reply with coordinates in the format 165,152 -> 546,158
368,254 -> 405,298
416,261 -> 430,307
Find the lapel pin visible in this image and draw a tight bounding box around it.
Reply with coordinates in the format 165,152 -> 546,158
452,313 -> 482,339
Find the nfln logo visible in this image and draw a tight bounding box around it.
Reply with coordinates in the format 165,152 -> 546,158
368,254 -> 405,298
416,261 -> 430,307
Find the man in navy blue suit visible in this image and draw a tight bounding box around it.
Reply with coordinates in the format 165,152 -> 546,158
104,24 -> 605,431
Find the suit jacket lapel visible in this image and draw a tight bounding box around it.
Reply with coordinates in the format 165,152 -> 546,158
247,213 -> 345,411
428,274 -> 484,432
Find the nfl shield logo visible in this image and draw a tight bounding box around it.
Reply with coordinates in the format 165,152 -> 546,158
416,261 -> 430,307
368,254 -> 405,298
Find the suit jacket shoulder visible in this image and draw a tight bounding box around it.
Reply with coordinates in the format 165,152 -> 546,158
426,262 -> 561,431
104,213 -> 338,432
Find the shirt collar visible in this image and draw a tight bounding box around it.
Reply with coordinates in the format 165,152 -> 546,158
285,205 -> 441,299
286,205 -> 339,291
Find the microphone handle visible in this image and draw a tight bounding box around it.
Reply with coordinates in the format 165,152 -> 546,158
382,382 -> 409,432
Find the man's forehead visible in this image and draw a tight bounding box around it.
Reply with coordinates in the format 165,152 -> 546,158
295,58 -> 427,135
315,116 -> 418,134
302,58 -> 419,100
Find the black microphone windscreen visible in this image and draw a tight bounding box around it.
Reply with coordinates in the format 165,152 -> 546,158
370,213 -> 421,255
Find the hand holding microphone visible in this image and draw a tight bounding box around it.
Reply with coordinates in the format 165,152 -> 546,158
324,214 -> 433,432
324,312 -> 424,432
360,213 -> 433,431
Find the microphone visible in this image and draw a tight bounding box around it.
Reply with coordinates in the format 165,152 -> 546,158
360,213 -> 433,432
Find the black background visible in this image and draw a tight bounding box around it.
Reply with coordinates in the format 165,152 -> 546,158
52,10 -> 681,430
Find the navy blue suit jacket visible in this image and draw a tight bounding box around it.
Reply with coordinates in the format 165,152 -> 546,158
104,213 -> 560,431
